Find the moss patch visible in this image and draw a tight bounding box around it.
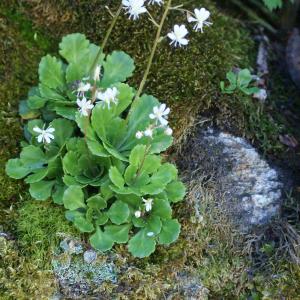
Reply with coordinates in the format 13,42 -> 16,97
1,0 -> 299,299
16,199 -> 79,267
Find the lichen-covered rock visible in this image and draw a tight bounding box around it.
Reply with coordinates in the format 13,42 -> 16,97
179,128 -> 284,232
52,238 -> 117,298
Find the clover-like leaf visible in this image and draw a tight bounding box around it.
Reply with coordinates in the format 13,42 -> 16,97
158,219 -> 181,245
101,51 -> 135,88
108,200 -> 130,225
128,228 -> 156,258
63,185 -> 86,210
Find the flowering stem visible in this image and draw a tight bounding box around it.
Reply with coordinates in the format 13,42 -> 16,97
89,3 -> 123,76
133,0 -> 172,103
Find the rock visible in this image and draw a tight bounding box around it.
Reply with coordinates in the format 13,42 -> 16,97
286,28 -> 300,89
83,249 -> 97,264
52,239 -> 117,298
179,128 -> 284,232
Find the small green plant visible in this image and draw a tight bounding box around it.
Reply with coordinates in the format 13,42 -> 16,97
220,68 -> 260,95
5,33 -> 186,258
262,0 -> 294,10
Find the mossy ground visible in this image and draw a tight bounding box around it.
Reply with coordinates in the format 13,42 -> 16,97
0,0 -> 299,299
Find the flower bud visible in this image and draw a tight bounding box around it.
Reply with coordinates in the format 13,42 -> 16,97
134,210 -> 141,218
135,131 -> 143,139
165,127 -> 173,136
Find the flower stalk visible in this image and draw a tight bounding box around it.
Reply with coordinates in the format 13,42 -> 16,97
89,3 -> 123,76
133,0 -> 172,104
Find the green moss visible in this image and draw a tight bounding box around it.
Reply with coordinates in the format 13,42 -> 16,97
0,237 -> 56,300
16,199 -> 79,267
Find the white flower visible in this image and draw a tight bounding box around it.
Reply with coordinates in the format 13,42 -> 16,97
143,198 -> 153,212
136,131 -> 144,139
149,103 -> 170,126
96,87 -> 119,109
93,65 -> 101,81
167,24 -> 189,47
33,125 -> 55,144
188,8 -> 212,33
144,127 -> 153,138
165,127 -> 173,136
122,0 -> 147,20
134,210 -> 142,218
77,82 -> 91,97
148,0 -> 163,5
77,97 -> 94,116
147,232 -> 154,237
253,88 -> 267,102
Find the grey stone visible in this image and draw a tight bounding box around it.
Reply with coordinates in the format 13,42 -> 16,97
179,128 -> 284,232
83,249 -> 97,264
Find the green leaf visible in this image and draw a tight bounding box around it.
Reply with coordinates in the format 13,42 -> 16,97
87,195 -> 107,209
63,151 -> 81,176
59,33 -> 90,64
74,216 -> 94,233
158,219 -> 180,245
39,55 -> 65,89
152,198 -> 172,219
50,118 -> 74,147
87,139 -> 110,157
5,159 -> 30,179
20,145 -> 46,167
146,215 -> 162,235
141,155 -> 161,174
101,51 -> 135,88
63,185 -> 86,210
129,145 -> 146,167
124,165 -> 138,185
25,168 -> 48,184
104,224 -> 131,243
75,113 -> 98,141
108,200 -> 130,225
90,227 -> 114,252
28,95 -> 47,110
151,163 -> 177,186
109,166 -> 124,188
165,181 -> 186,203
141,183 -> 164,195
263,0 -> 282,10
237,69 -> 252,88
29,180 -> 55,200
96,212 -> 109,225
27,119 -> 44,136
128,229 -> 156,258
19,100 -> 40,120
39,84 -> 66,101
52,184 -> 66,205
54,105 -> 77,120
113,83 -> 134,116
